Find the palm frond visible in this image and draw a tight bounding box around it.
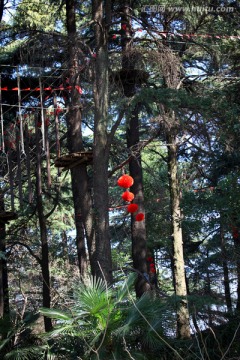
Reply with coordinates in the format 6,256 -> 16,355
0,337 -> 12,351
73,277 -> 114,331
39,308 -> 72,321
44,325 -> 81,339
115,272 -> 137,303
4,345 -> 48,360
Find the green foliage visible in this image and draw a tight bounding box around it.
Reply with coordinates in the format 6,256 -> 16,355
0,312 -> 47,360
12,0 -> 60,32
39,275 -> 220,359
4,346 -> 48,360
38,274 -> 176,359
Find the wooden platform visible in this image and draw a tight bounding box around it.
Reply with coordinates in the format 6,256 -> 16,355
0,212 -> 18,223
55,151 -> 93,170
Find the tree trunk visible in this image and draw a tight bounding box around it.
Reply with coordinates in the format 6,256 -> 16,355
61,230 -> 70,265
65,0 -> 94,279
70,164 -> 94,278
0,193 -> 9,317
127,108 -> 149,297
205,251 -> 213,328
220,221 -> 232,313
36,124 -> 52,332
233,231 -> 240,311
121,3 -> 149,297
0,0 -> 4,23
167,130 -> 191,339
37,195 -> 52,332
91,0 -> 113,283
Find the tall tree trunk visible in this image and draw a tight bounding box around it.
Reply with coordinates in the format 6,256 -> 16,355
205,251 -> 213,328
0,193 -> 9,317
167,130 -> 191,339
61,230 -> 69,265
233,231 -> 240,311
36,125 -> 52,332
127,108 -> 149,297
92,0 -> 113,283
220,221 -> 232,313
0,0 -> 4,23
121,3 -> 149,297
65,0 -> 94,279
37,194 -> 52,332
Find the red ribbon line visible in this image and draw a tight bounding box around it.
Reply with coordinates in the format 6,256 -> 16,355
0,85 -> 82,93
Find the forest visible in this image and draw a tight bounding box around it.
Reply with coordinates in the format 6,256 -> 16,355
0,0 -> 239,359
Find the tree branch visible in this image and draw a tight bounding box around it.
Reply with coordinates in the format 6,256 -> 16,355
7,241 -> 41,265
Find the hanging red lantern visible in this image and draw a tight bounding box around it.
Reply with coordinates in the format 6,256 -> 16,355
232,227 -> 239,239
147,257 -> 154,263
149,264 -> 156,273
117,174 -> 134,188
127,203 -> 138,213
122,191 -> 134,202
135,212 -> 145,221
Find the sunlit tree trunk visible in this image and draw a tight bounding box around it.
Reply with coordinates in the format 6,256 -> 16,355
233,231 -> 240,311
167,129 -> 191,339
220,221 -> 232,313
92,0 -> 113,283
0,193 -> 9,318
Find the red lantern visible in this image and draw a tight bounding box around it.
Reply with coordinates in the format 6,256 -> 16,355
149,263 -> 156,273
232,228 -> 239,239
135,212 -> 145,221
117,174 -> 134,188
122,191 -> 134,202
127,203 -> 138,213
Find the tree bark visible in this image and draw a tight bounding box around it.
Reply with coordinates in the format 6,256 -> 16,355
0,0 -> 4,23
233,232 -> 240,311
167,130 -> 191,339
127,108 -> 149,297
0,193 -> 9,317
220,221 -> 232,313
121,3 -> 149,297
205,250 -> 213,328
36,124 -> 52,332
91,0 -> 113,283
65,0 -> 94,279
37,194 -> 52,332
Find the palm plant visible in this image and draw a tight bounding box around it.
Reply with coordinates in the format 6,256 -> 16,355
40,274 -> 137,359
39,274 -> 188,360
